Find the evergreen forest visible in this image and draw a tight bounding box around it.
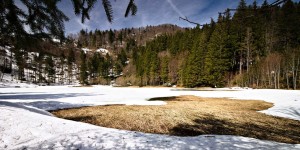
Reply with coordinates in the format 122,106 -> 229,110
123,0 -> 300,89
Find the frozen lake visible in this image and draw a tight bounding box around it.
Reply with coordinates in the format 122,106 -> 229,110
1,85 -> 300,149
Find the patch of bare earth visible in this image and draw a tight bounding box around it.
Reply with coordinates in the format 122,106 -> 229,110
51,96 -> 300,144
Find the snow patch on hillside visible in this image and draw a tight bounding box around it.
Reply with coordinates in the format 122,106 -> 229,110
96,48 -> 109,54
52,38 -> 60,43
81,48 -> 91,54
81,48 -> 109,55
1,46 -> 79,86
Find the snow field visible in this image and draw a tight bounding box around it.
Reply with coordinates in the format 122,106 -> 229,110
1,85 -> 300,149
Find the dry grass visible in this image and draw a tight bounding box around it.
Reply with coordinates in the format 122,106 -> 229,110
51,96 -> 300,144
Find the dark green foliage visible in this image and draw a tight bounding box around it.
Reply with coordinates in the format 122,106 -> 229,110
131,0 -> 300,89
7,0 -> 299,89
182,29 -> 208,87
67,49 -> 75,65
149,52 -> 159,85
108,29 -> 115,44
88,53 -> 100,78
126,38 -> 136,52
118,49 -> 127,66
114,62 -> 122,75
118,31 -> 123,45
45,56 -> 55,83
102,0 -> 113,22
0,0 -> 137,60
36,51 -> 45,83
205,20 -> 230,87
1,0 -> 69,49
80,51 -> 88,85
125,0 -> 137,17
160,57 -> 169,84
14,49 -> 25,80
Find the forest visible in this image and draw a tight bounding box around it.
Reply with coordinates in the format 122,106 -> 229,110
127,0 -> 300,89
1,0 -> 300,89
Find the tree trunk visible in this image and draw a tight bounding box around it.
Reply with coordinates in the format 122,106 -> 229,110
274,72 -> 277,89
277,68 -> 280,89
286,72 -> 289,89
239,57 -> 243,75
245,28 -> 252,73
294,57 -> 300,90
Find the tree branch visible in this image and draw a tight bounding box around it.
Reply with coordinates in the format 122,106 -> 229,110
179,17 -> 201,26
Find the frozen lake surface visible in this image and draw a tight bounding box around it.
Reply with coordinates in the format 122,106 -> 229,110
1,85 -> 300,149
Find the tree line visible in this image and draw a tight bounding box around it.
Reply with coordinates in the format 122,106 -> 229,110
128,0 -> 300,89
1,0 -> 299,89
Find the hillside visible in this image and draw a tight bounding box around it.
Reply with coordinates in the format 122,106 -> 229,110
118,0 -> 300,89
0,24 -> 184,85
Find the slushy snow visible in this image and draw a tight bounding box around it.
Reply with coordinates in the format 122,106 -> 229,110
1,85 -> 300,149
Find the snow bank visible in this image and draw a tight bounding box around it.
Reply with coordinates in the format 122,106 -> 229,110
189,89 -> 300,121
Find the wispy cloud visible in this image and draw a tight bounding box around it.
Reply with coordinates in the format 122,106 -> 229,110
75,18 -> 90,30
166,0 -> 185,18
62,0 -> 285,33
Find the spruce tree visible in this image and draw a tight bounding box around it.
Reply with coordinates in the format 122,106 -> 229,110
149,52 -> 159,85
67,49 -> 75,84
14,49 -> 25,81
160,57 -> 169,85
80,51 -> 88,85
1,0 -> 137,54
108,29 -> 115,44
206,16 -> 230,87
45,56 -> 55,84
183,28 -> 207,87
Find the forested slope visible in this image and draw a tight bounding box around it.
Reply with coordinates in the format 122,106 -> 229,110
122,0 -> 300,89
1,0 -> 299,89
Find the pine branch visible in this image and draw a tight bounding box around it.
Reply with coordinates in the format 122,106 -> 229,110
102,0 -> 113,22
125,0 -> 137,17
131,1 -> 137,16
71,0 -> 82,15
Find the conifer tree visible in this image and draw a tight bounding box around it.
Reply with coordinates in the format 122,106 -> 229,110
88,53 -> 100,79
37,51 -> 45,83
206,16 -> 230,87
14,49 -> 25,81
1,0 -> 137,53
80,51 -> 88,85
160,57 -> 169,85
149,52 -> 159,85
182,32 -> 203,87
108,29 -> 115,44
45,56 -> 55,84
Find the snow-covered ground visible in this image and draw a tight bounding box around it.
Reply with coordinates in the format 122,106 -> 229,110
0,74 -> 38,88
1,85 -> 300,149
81,48 -> 91,54
96,48 -> 110,55
82,48 -> 110,55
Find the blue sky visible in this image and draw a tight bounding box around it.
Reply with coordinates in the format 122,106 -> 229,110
59,0 -> 274,33
16,0 -> 298,34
